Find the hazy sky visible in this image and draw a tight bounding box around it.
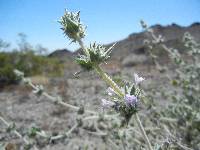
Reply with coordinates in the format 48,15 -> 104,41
0,0 -> 199,52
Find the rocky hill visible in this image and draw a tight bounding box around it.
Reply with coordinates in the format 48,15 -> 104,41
108,23 -> 200,61
49,48 -> 73,62
50,23 -> 200,66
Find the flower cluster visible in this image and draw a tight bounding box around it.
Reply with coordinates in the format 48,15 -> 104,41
124,94 -> 138,107
59,10 -> 86,42
76,43 -> 115,70
141,21 -> 200,149
101,73 -> 145,124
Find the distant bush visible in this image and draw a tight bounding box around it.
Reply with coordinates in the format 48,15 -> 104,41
0,51 -> 64,85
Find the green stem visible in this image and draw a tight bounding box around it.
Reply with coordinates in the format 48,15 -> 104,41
93,64 -> 124,98
77,38 -> 90,57
135,113 -> 153,150
77,39 -> 153,150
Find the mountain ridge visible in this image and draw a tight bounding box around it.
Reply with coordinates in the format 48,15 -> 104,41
50,22 -> 200,64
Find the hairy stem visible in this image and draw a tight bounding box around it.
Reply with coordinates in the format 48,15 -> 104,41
135,113 -> 153,150
50,123 -> 78,141
93,64 -> 124,98
77,39 -> 90,57
0,116 -> 38,150
27,80 -> 96,115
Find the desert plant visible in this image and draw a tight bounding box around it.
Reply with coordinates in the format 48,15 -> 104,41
140,20 -> 200,149
59,10 -> 155,149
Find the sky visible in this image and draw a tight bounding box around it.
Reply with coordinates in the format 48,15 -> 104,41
0,0 -> 200,52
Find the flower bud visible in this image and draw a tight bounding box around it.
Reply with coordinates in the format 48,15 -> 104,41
75,55 -> 93,70
75,43 -> 115,70
59,10 -> 85,42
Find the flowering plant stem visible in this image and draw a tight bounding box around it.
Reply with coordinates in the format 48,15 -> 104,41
93,63 -> 124,98
77,39 -> 153,150
135,113 -> 153,150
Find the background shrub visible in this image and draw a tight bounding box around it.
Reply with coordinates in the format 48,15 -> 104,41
0,51 -> 64,85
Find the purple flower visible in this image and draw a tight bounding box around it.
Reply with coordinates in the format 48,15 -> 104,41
107,87 -> 116,96
134,73 -> 145,85
101,99 -> 115,109
124,94 -> 138,107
